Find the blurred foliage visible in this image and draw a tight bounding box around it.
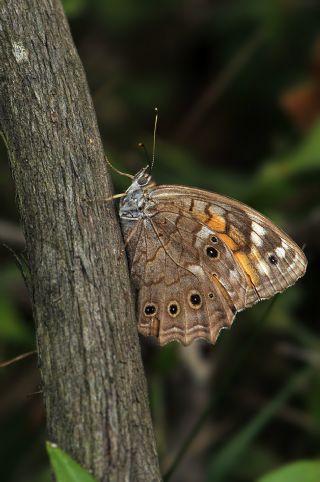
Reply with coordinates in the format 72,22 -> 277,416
257,460 -> 320,482
1,0 -> 320,481
205,369 -> 311,482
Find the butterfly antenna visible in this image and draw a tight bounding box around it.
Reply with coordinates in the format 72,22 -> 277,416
150,107 -> 158,172
105,155 -> 134,180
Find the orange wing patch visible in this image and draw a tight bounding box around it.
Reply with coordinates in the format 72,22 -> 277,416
219,233 -> 239,251
235,251 -> 260,285
207,215 -> 226,232
195,212 -> 226,232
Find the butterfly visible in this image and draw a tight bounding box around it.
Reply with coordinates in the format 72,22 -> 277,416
117,165 -> 307,346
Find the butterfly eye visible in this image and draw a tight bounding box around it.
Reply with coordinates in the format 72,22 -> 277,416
167,301 -> 180,317
211,236 -> 218,243
144,303 -> 157,316
188,290 -> 202,309
268,254 -> 278,265
206,246 -> 219,258
137,174 -> 150,186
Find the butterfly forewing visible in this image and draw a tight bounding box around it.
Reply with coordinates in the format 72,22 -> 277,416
149,185 -> 307,301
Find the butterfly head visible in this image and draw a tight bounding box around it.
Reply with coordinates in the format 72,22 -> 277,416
119,166 -> 154,219
134,165 -> 152,187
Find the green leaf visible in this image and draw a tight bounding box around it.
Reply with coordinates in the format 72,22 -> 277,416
46,442 -> 98,482
257,460 -> 320,482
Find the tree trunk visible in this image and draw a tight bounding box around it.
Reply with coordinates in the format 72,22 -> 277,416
0,1 -> 161,481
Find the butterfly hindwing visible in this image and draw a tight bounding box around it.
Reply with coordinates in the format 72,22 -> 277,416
124,215 -> 236,345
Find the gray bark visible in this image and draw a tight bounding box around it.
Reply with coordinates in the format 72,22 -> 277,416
0,1 -> 161,481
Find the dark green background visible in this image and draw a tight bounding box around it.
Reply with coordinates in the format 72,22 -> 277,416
0,1 -> 319,481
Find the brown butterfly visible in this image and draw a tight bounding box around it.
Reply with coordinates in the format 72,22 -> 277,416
117,166 -> 307,346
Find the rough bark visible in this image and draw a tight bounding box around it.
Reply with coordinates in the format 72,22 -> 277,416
0,1 -> 161,481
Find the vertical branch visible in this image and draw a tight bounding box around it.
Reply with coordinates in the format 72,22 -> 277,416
0,1 -> 161,481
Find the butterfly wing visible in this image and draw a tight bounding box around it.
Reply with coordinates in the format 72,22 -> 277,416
149,185 -> 307,305
122,185 -> 307,346
122,215 -> 238,345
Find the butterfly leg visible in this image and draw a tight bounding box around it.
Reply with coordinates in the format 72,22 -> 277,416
104,156 -> 134,179
84,192 -> 127,204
